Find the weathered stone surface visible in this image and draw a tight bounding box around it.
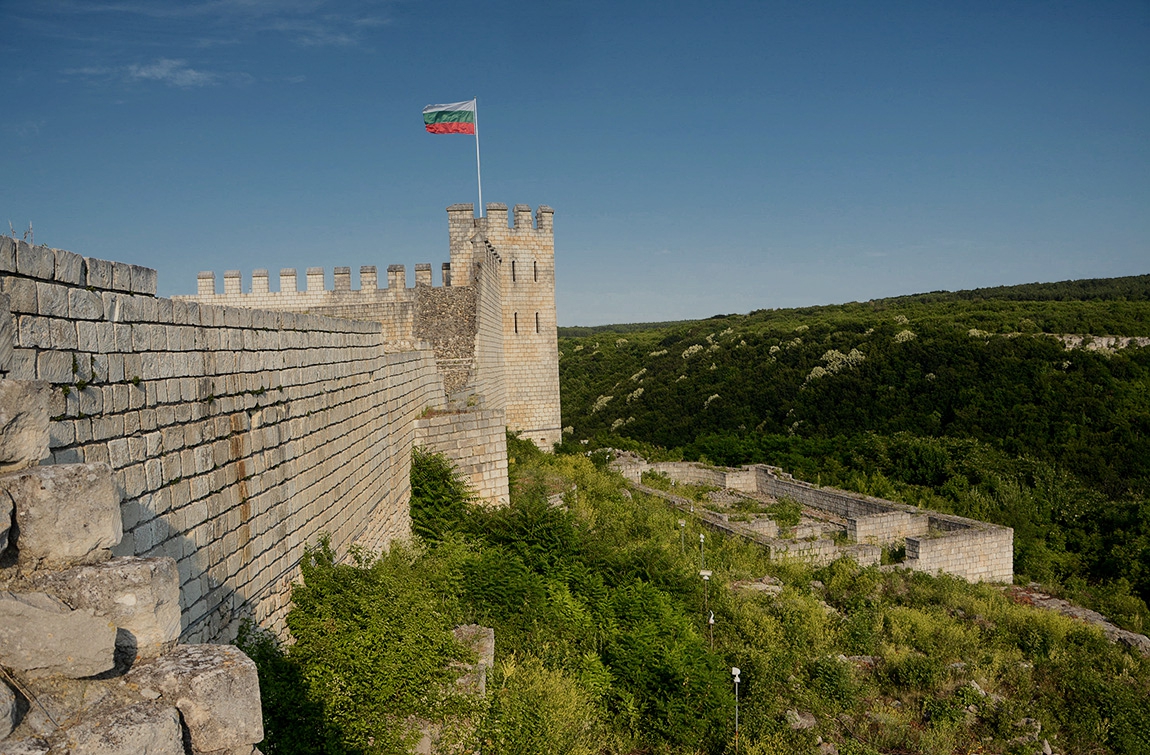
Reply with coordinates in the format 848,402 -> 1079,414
0,380 -> 50,473
786,709 -> 817,730
1,489 -> 10,555
0,591 -> 116,677
29,557 -> 181,659
61,701 -> 184,755
0,679 -> 17,739
1,463 -> 121,566
127,644 -> 263,752
0,737 -> 50,754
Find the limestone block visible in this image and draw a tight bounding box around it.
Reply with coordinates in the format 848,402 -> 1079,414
29,557 -> 181,660
0,380 -> 49,473
452,625 -> 495,697
15,243 -> 54,281
130,265 -> 158,296
1,463 -> 121,567
126,644 -> 264,752
84,257 -> 113,290
0,236 -> 14,274
61,701 -> 184,755
1,679 -> 16,739
68,288 -> 104,320
53,248 -> 84,286
0,591 -> 117,677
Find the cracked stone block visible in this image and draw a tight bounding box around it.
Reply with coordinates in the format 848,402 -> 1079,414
29,557 -> 181,660
0,591 -> 116,678
1,463 -> 121,567
1,679 -> 16,739
0,380 -> 50,473
126,644 -> 263,752
59,701 -> 184,755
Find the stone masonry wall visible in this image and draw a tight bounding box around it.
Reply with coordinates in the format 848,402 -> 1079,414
847,511 -> 930,546
0,236 -> 448,642
414,409 -> 509,506
906,526 -> 1015,583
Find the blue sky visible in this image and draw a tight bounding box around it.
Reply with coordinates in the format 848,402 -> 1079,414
2,0 -> 1147,325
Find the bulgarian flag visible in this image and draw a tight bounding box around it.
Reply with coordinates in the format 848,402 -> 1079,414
423,100 -> 477,135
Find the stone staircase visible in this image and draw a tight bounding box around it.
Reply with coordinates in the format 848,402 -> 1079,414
0,379 -> 264,754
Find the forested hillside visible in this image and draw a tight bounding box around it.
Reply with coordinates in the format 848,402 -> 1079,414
558,274 -> 1150,628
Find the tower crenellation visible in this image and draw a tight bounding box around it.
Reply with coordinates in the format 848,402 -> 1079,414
179,202 -> 563,450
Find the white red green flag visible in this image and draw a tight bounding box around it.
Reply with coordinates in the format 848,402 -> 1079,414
422,100 -> 477,134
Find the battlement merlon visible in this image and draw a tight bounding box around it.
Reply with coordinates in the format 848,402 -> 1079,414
184,263 -> 459,297
447,203 -> 554,284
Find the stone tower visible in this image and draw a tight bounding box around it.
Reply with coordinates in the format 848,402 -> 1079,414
448,203 -> 562,449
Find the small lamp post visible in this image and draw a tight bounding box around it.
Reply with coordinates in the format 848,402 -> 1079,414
732,666 -> 741,753
678,519 -> 686,554
699,532 -> 706,570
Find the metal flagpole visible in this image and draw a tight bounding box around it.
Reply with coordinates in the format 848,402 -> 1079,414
473,97 -> 483,217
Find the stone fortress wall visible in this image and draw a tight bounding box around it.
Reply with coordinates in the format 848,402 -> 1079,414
617,459 -> 1014,584
0,235 -> 447,642
182,202 -> 560,450
0,202 -> 561,645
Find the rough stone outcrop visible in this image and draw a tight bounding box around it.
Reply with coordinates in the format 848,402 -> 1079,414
0,681 -> 16,739
127,644 -> 263,753
0,381 -> 49,474
60,701 -> 184,755
27,557 -> 181,660
0,591 -> 116,677
0,463 -> 121,568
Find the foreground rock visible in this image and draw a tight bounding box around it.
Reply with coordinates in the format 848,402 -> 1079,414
1,463 -> 121,567
0,381 -> 49,474
0,591 -> 116,677
127,644 -> 264,753
28,557 -> 181,660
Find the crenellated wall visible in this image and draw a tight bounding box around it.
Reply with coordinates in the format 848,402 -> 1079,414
182,202 -> 560,450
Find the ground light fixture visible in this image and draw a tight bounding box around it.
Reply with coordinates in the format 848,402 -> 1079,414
732,666 -> 741,753
699,532 -> 706,569
679,519 -> 686,553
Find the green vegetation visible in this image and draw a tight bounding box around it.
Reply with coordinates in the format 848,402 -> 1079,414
558,274 -> 1150,631
243,440 -> 1150,754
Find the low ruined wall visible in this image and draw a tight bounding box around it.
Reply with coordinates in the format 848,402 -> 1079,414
414,408 -> 509,505
906,527 -> 1014,583
614,456 -> 1013,584
753,466 -> 894,518
848,511 -> 929,546
1,237 -> 448,641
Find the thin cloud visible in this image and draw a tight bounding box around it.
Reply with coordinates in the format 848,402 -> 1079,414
33,0 -> 392,48
128,59 -> 218,87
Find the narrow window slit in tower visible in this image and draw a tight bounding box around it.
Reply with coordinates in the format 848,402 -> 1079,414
535,312 -> 540,333
511,261 -> 516,282
533,261 -> 538,281
514,312 -> 518,333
